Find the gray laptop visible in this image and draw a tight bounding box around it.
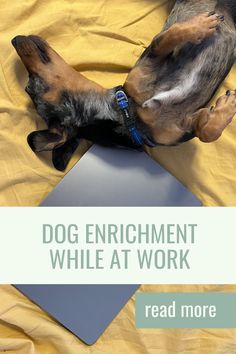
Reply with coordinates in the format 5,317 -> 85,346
41,144 -> 201,206
16,145 -> 201,345
15,284 -> 138,345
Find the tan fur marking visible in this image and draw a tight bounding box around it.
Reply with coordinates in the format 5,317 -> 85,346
192,92 -> 236,142
152,13 -> 222,57
153,125 -> 184,145
124,65 -> 153,105
41,60 -> 104,104
16,37 -> 104,104
137,106 -> 184,145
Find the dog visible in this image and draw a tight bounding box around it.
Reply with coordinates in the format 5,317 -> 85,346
12,0 -> 236,171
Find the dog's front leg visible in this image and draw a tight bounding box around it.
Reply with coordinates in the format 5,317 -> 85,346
151,12 -> 224,58
191,90 -> 236,142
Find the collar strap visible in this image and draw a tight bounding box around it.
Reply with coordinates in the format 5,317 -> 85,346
114,85 -> 143,146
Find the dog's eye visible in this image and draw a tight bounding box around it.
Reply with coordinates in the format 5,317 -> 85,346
25,83 -> 30,93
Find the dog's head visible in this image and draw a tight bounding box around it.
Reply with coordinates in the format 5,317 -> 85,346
12,35 -> 136,170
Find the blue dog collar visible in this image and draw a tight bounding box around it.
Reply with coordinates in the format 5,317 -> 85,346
114,86 -> 143,146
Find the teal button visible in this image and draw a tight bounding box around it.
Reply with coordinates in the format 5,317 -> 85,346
136,293 -> 236,328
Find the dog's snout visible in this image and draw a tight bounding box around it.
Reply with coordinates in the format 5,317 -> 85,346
12,35 -> 51,65
11,35 -> 27,48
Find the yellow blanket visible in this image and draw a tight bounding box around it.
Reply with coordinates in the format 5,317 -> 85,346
1,0 -> 236,353
1,285 -> 236,354
1,0 -> 236,207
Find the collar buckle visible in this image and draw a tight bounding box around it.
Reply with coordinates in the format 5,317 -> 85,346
115,89 -> 129,109
114,86 -> 143,146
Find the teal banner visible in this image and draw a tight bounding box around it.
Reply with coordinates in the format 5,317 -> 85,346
136,293 -> 236,328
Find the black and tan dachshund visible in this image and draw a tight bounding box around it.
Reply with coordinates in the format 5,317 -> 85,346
12,0 -> 236,170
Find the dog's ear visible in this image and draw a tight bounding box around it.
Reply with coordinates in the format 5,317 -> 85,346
52,137 -> 80,171
27,129 -> 67,152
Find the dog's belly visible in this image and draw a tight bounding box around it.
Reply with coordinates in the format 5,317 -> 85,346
142,26 -> 236,117
136,0 -> 236,117
142,68 -> 200,109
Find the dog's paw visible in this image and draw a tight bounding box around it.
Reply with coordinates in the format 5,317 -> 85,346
184,12 -> 224,44
204,90 -> 236,141
213,90 -> 236,117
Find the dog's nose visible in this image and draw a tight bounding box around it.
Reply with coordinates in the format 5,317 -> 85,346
11,36 -> 18,47
11,35 -> 27,48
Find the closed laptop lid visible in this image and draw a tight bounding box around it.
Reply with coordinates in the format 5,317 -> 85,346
15,284 -> 139,345
16,145 -> 200,345
41,144 -> 201,207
